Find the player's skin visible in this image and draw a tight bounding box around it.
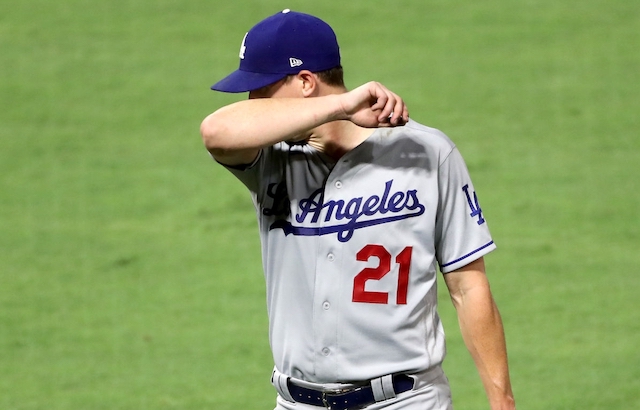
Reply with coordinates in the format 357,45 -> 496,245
200,72 -> 516,410
200,71 -> 407,165
444,258 -> 516,410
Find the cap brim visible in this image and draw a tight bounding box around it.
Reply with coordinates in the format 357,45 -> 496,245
211,69 -> 288,93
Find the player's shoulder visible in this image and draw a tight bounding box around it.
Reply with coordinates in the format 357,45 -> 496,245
400,120 -> 454,145
380,119 -> 457,155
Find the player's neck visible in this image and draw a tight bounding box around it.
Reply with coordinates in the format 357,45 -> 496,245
307,120 -> 374,160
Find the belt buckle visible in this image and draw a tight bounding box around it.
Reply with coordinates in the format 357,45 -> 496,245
321,386 -> 366,410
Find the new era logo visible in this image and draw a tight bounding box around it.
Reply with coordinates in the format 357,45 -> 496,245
289,58 -> 303,68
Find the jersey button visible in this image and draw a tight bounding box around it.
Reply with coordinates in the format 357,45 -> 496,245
321,347 -> 331,356
327,253 -> 335,261
335,180 -> 342,189
322,301 -> 330,310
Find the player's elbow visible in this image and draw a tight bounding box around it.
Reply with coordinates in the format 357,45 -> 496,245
200,114 -> 260,165
200,113 -> 232,154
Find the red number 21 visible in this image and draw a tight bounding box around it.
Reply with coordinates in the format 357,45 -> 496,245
352,245 -> 413,304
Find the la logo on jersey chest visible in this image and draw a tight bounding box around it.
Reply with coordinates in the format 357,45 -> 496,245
268,179 -> 426,242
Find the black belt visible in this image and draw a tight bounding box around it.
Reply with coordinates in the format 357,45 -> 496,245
286,374 -> 414,410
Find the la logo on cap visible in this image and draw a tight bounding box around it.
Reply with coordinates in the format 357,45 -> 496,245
239,33 -> 248,59
289,58 -> 303,68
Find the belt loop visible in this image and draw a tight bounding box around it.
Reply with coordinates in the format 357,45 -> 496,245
271,367 -> 295,403
370,374 -> 396,402
370,376 -> 385,402
381,374 -> 397,400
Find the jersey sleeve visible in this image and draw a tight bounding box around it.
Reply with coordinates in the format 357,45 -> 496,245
215,144 -> 286,200
434,147 -> 496,273
212,147 -> 266,193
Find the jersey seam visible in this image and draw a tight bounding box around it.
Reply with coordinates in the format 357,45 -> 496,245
437,144 -> 458,169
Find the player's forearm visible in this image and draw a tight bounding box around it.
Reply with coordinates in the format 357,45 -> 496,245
200,95 -> 344,153
454,287 -> 515,409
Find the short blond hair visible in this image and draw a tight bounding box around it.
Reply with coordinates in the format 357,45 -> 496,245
284,66 -> 345,88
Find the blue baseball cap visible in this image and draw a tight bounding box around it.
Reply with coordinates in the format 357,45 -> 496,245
211,9 -> 341,93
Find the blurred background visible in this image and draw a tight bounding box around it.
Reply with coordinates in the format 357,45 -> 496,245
1,0 -> 638,408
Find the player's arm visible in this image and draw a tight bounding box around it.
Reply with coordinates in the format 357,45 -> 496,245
200,81 -> 408,166
200,95 -> 344,165
443,257 -> 516,410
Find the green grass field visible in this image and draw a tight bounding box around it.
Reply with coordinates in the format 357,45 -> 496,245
1,0 -> 639,408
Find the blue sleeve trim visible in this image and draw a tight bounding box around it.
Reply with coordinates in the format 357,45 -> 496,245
440,241 -> 495,268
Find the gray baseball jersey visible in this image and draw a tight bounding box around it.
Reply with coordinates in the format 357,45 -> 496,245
222,119 -> 495,383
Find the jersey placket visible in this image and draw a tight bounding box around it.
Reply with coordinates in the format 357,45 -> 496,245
310,164 -> 350,380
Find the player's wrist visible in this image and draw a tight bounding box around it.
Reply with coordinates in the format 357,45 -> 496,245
325,93 -> 350,122
488,392 -> 516,410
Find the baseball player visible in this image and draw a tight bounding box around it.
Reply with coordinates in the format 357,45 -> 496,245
201,9 -> 515,410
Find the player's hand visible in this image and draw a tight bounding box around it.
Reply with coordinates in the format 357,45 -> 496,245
338,81 -> 409,128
